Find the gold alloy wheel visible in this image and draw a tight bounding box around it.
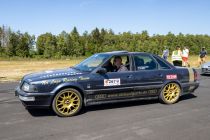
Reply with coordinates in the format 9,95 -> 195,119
53,89 -> 82,117
162,83 -> 181,104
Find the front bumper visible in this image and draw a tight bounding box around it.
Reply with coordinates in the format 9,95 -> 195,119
15,86 -> 54,108
201,68 -> 210,74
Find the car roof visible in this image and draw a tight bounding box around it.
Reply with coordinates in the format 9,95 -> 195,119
98,51 -> 151,56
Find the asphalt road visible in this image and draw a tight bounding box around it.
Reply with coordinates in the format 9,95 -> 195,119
0,71 -> 210,140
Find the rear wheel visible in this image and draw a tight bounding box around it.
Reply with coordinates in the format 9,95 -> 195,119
52,88 -> 82,117
159,83 -> 181,104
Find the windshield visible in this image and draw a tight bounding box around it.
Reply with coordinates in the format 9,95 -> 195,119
74,54 -> 109,72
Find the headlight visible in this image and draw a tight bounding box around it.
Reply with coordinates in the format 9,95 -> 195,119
22,82 -> 30,91
21,82 -> 37,92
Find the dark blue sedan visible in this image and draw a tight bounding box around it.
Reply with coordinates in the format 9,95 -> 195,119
15,51 -> 199,117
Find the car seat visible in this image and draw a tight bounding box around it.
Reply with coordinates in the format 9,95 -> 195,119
134,57 -> 144,70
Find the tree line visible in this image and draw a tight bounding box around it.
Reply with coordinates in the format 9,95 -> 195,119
0,25 -> 209,58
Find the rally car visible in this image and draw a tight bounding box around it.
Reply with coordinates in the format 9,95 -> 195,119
15,51 -> 199,117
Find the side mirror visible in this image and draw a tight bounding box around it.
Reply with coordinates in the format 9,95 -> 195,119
97,68 -> 107,74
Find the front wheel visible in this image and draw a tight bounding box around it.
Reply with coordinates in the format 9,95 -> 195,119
159,83 -> 181,104
52,88 -> 82,117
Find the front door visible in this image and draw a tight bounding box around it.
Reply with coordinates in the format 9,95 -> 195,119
86,55 -> 135,101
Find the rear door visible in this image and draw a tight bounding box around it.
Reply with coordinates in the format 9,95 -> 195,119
131,53 -> 164,96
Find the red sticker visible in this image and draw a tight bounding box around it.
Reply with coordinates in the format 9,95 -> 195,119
166,74 -> 177,80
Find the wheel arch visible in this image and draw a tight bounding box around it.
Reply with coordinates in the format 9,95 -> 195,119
50,83 -> 86,106
160,80 -> 183,95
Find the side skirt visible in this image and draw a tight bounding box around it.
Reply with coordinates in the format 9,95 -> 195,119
85,95 -> 159,106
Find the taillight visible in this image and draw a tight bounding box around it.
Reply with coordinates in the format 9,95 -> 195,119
194,71 -> 198,81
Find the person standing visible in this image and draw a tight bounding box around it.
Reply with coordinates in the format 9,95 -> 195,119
182,47 -> 190,67
172,46 -> 182,66
199,47 -> 207,66
162,46 -> 169,60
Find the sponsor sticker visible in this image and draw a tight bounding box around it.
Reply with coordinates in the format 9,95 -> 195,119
166,74 -> 177,80
94,89 -> 158,99
104,78 -> 121,86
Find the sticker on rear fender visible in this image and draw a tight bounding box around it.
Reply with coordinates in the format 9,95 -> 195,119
104,79 -> 121,86
166,74 -> 177,80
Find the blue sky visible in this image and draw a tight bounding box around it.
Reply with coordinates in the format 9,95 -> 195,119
0,0 -> 210,37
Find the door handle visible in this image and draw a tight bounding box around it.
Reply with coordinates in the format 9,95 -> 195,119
158,74 -> 163,77
127,75 -> 133,78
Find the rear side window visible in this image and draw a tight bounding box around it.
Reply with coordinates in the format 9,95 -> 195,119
134,54 -> 157,71
153,55 -> 171,69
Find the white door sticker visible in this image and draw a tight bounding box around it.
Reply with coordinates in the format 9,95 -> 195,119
104,79 -> 121,86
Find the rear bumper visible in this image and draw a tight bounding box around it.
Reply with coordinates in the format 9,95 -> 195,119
15,86 -> 54,108
182,81 -> 199,95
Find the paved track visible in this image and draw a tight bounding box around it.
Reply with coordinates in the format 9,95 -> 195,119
0,71 -> 210,140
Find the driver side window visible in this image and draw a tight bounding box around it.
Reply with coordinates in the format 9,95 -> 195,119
102,55 -> 130,72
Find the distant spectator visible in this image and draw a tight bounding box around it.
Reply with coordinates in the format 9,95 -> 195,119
182,47 -> 190,67
172,46 -> 182,67
162,46 -> 169,60
199,47 -> 207,66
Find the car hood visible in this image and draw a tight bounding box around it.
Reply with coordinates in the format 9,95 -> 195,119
22,67 -> 87,83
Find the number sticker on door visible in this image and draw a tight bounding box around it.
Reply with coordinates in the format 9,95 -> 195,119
104,79 -> 121,86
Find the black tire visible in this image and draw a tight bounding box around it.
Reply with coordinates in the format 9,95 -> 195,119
52,88 -> 83,117
159,83 -> 181,104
